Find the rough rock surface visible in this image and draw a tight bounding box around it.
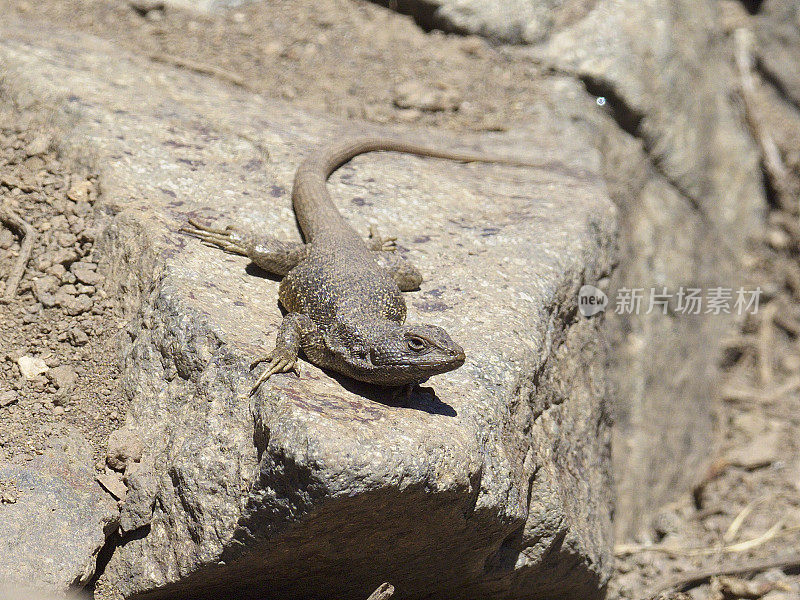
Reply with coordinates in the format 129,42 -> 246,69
531,0 -> 766,539
370,0 -> 596,44
0,430 -> 118,593
381,0 -> 768,540
0,19 -> 616,600
754,0 -> 800,108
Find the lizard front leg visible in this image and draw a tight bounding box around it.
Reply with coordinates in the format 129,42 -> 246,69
250,312 -> 321,394
181,218 -> 309,276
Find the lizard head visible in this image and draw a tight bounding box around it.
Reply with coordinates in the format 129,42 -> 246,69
359,323 -> 466,385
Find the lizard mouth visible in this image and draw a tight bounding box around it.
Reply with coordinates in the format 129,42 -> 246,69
372,350 -> 465,370
345,348 -> 465,386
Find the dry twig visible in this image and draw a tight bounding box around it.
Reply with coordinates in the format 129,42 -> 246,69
615,521 -> 799,558
723,497 -> 767,543
722,376 -> 800,405
148,53 -> 248,88
0,205 -> 35,303
757,301 -> 778,387
653,552 -> 800,594
366,583 -> 394,600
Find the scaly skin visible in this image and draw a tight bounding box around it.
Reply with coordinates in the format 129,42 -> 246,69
182,135 -> 539,393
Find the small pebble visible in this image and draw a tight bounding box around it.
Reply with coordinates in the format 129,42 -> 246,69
31,275 -> 59,303
70,218 -> 85,235
96,471 -> 127,501
766,227 -> 791,251
46,263 -> 67,278
0,391 -> 18,408
71,261 -> 102,286
73,201 -> 92,217
56,232 -> 77,247
106,427 -> 143,471
66,295 -> 93,316
47,365 -> 77,390
0,228 -> 14,249
67,328 -> 89,346
67,179 -> 94,203
18,355 -> 49,380
25,133 -> 51,156
51,248 -> 80,267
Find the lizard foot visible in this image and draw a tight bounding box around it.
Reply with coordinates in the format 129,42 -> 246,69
367,225 -> 397,252
249,351 -> 300,394
180,218 -> 248,254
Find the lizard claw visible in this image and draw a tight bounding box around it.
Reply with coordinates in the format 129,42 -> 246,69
379,237 -> 397,252
249,351 -> 300,395
368,225 -> 397,252
181,219 -> 248,255
184,218 -> 233,236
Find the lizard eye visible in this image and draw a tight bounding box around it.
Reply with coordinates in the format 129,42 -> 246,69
406,336 -> 427,352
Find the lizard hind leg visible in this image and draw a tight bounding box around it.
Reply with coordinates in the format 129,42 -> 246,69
365,225 -> 422,291
181,218 -> 250,254
181,218 -> 309,276
373,251 -> 423,291
366,224 -> 397,252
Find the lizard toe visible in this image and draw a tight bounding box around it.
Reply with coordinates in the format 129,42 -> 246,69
186,218 -> 230,236
250,352 -> 274,370
249,352 -> 299,394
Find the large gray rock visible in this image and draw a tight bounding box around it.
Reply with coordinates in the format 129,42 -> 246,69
378,0 -> 767,539
535,0 -> 764,242
755,0 -> 800,108
0,430 -> 119,594
590,110 -> 737,541
381,0 -> 766,538
526,0 -> 766,538
0,20 -> 616,600
750,0 -> 800,192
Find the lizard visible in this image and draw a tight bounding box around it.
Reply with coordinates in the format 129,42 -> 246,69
181,135 -> 540,394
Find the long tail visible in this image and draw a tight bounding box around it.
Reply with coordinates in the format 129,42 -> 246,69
291,135 -> 543,242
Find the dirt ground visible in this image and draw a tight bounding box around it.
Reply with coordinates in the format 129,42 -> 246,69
1,1 -> 799,599
0,109 -> 127,469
